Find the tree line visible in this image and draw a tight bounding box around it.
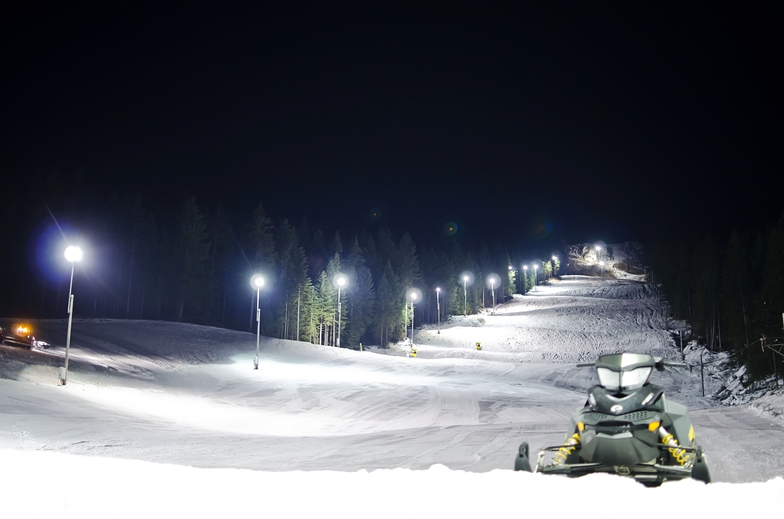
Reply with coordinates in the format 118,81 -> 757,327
651,212 -> 784,380
21,195 -> 560,349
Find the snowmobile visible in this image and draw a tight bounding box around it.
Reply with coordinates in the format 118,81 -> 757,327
514,352 -> 711,486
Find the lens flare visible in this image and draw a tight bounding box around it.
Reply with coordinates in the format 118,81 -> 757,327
530,215 -> 553,239
29,220 -> 80,284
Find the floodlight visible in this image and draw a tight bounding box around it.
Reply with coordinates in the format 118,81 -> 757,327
64,245 -> 83,262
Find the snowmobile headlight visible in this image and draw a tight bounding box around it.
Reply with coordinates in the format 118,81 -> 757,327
620,367 -> 652,390
648,421 -> 660,432
596,367 -> 621,391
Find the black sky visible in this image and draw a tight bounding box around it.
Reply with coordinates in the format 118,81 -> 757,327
1,2 -> 781,250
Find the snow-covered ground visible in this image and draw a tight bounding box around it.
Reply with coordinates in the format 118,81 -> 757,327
2,275 -> 784,517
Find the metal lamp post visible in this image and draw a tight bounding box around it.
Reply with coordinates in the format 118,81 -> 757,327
410,292 -> 418,345
459,271 -> 473,316
533,264 -> 539,291
59,245 -> 83,385
463,276 -> 468,316
334,274 -> 347,347
523,265 -> 528,293
490,278 -> 496,314
436,287 -> 441,334
405,287 -> 422,347
405,297 -> 409,341
251,274 -> 264,369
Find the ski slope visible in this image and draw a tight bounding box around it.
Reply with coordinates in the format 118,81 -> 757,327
1,276 -> 784,517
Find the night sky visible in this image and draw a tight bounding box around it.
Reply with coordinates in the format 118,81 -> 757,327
1,2 -> 781,250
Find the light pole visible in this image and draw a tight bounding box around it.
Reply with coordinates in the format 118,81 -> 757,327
463,275 -> 468,316
533,264 -> 539,291
486,273 -> 500,314
251,274 -> 264,370
410,292 -> 418,345
508,265 -> 516,294
334,274 -> 347,347
436,287 -> 441,334
405,288 -> 421,346
405,296 -> 409,341
523,265 -> 528,293
59,245 -> 83,385
459,271 -> 474,316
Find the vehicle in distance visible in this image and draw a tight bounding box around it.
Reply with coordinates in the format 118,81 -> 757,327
0,322 -> 37,348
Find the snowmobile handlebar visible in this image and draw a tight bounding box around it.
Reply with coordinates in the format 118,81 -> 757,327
655,360 -> 687,370
575,358 -> 688,370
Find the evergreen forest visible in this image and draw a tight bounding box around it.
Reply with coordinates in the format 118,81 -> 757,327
1,194 -> 559,350
651,212 -> 784,381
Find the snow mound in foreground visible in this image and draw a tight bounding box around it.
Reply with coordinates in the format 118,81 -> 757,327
3,449 -> 782,518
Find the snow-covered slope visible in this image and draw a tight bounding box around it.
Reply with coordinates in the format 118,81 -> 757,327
2,275 -> 784,517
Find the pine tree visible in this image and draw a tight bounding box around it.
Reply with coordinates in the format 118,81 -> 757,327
275,219 -> 304,338
176,197 -> 210,322
437,248 -> 459,319
375,272 -> 392,347
122,195 -> 147,317
205,206 -> 234,325
397,232 -> 422,289
251,202 -> 276,275
250,202 -> 276,334
331,231 -> 343,258
138,211 -> 160,318
344,238 -> 375,348
325,253 -> 344,345
721,230 -> 751,360
359,231 -> 381,278
674,242 -> 693,321
299,280 -> 317,343
375,261 -> 401,346
315,271 -> 334,345
752,213 -> 784,377
543,260 -> 553,280
290,245 -> 311,340
376,228 -> 398,273
692,234 -> 720,350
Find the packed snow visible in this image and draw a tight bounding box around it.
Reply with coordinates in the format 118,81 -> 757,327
2,275 -> 784,517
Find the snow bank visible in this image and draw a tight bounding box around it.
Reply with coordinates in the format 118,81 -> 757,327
3,449 -> 782,518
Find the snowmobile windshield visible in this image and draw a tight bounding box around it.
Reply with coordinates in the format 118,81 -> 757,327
596,367 -> 652,392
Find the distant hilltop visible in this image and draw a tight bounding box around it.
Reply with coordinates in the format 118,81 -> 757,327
564,242 -> 647,282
